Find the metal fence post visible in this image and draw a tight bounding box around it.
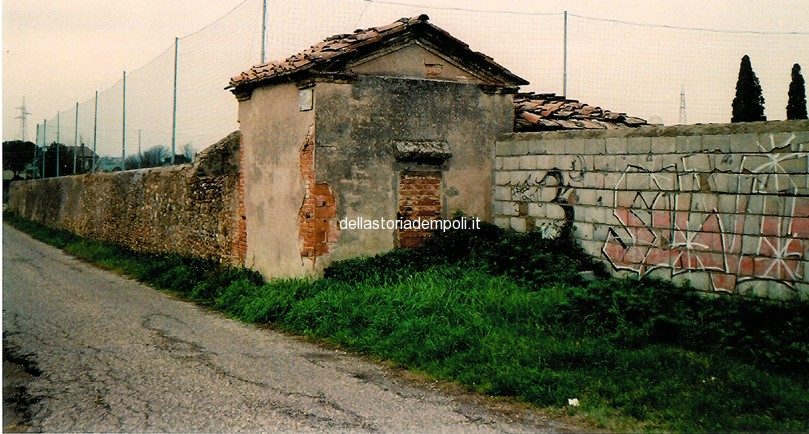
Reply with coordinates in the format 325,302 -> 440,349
171,37 -> 179,165
122,71 -> 127,170
563,11 -> 568,97
73,102 -> 79,175
261,0 -> 268,63
138,129 -> 142,169
93,91 -> 98,173
42,119 -> 47,178
35,123 -> 40,178
56,112 -> 60,177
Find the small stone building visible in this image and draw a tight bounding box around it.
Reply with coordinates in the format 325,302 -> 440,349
228,15 -> 528,277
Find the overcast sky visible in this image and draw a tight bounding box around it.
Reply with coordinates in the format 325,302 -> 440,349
4,0 -> 809,144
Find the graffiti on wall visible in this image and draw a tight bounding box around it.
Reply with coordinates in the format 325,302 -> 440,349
511,155 -> 585,238
603,133 -> 809,293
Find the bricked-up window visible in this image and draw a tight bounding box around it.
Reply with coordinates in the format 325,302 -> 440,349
398,171 -> 442,248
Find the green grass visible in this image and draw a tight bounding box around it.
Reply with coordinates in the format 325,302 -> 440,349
4,212 -> 263,299
5,212 -> 809,431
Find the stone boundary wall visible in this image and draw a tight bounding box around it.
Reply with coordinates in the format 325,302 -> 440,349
7,131 -> 245,265
493,120 -> 809,301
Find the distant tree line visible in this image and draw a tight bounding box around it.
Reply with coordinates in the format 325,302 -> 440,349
732,55 -> 807,122
3,140 -> 36,179
2,140 -> 196,179
123,143 -> 195,170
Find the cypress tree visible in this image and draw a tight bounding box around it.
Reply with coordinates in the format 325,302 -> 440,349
731,55 -> 766,123
787,63 -> 808,120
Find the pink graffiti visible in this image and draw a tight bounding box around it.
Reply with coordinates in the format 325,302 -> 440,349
602,135 -> 808,292
604,202 -> 807,291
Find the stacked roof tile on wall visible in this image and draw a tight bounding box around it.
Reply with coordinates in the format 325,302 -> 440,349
514,92 -> 647,132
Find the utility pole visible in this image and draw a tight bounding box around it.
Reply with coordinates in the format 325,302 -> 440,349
15,97 -> 31,142
122,71 -> 127,170
261,0 -> 268,63
171,37 -> 179,165
562,11 -> 568,97
56,112 -> 61,177
679,87 -> 687,125
92,91 -> 98,173
73,102 -> 79,175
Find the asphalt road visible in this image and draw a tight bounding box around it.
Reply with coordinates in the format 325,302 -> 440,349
2,224 -> 575,432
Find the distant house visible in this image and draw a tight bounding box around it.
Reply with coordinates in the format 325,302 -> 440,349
65,145 -> 98,173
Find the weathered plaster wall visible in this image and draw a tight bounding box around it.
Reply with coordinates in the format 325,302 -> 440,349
493,120 -> 809,301
314,76 -> 513,261
7,132 -> 245,264
349,42 -> 479,82
237,82 -> 315,278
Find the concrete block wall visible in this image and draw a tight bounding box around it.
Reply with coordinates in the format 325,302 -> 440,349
7,132 -> 245,265
493,120 -> 809,301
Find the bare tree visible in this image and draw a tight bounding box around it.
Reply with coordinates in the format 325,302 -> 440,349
124,154 -> 141,170
141,145 -> 169,168
125,145 -> 169,170
183,143 -> 195,163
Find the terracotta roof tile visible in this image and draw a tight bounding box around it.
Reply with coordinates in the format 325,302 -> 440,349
514,92 -> 648,131
228,14 -> 528,93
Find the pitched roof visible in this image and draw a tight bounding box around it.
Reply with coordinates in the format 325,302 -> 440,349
514,92 -> 647,131
228,14 -> 528,96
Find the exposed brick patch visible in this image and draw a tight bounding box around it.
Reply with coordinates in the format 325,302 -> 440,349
299,124 -> 339,260
397,171 -> 442,248
232,133 -> 248,265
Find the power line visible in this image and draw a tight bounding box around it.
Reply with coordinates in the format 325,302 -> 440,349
358,0 -> 562,16
179,0 -> 253,39
568,13 -> 809,36
354,0 -> 373,28
358,0 -> 809,34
